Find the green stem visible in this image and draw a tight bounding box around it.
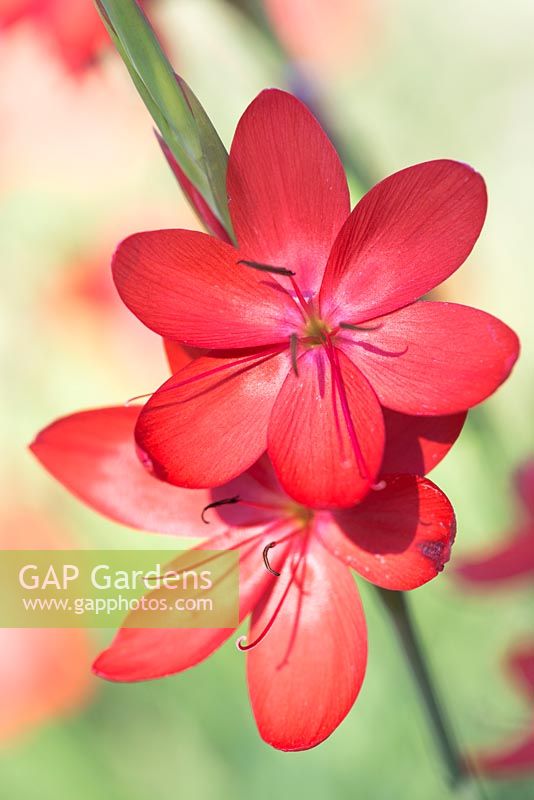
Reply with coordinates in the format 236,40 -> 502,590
376,588 -> 470,790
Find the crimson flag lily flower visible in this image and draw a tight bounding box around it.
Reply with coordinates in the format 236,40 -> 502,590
472,644 -> 534,776
113,89 -> 518,509
456,460 -> 534,585
32,404 -> 458,750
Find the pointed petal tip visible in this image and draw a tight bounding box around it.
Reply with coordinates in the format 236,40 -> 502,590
91,652 -> 116,682
228,87 -> 349,296
91,647 -> 155,684
259,728 -> 339,752
247,538 -> 367,751
91,649 -> 153,684
341,303 -> 520,416
28,435 -> 40,454
321,159 -> 489,323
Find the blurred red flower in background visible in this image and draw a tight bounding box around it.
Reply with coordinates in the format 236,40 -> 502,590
113,89 -> 518,510
31,395 -> 459,750
0,509 -> 95,746
42,246 -> 178,391
472,643 -> 534,776
456,460 -> 534,586
263,0 -> 376,76
0,0 -> 148,74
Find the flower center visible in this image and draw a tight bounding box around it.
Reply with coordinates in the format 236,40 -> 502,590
285,501 -> 314,527
303,315 -> 332,347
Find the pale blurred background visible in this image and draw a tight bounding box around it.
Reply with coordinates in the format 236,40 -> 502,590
0,1 -> 533,798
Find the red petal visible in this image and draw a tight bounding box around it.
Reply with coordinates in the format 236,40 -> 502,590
340,302 -> 519,415
473,645 -> 534,775
320,159 -> 487,321
246,535 -> 367,751
455,527 -> 534,585
30,407 -> 219,536
112,229 -> 299,348
322,474 -> 456,589
508,645 -> 534,696
381,409 -> 466,476
515,460 -> 534,519
136,350 -> 291,488
156,132 -> 232,243
268,347 -> 384,508
207,457 -> 286,528
43,0 -> 110,73
228,89 -> 350,296
0,508 -> 94,743
93,527 -> 286,681
0,627 -> 93,744
0,0 -> 36,28
163,339 -> 204,374
475,734 -> 534,776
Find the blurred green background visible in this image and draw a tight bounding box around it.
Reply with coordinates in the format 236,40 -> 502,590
1,0 -> 533,797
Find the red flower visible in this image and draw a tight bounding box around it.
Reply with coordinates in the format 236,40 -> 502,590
31,404 -> 457,750
0,0 -> 35,27
113,90 -> 518,509
456,460 -> 534,586
0,508 -> 94,744
472,644 -> 534,776
263,0 -> 376,76
0,0 -> 147,74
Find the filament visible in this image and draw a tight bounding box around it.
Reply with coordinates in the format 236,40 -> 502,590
237,259 -> 295,277
339,321 -> 383,332
201,496 -> 240,524
237,532 -> 308,652
127,344 -> 287,408
324,338 -> 369,480
290,333 -> 299,376
263,543 -> 280,576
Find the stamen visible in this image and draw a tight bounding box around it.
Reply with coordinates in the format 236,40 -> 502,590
328,344 -> 343,440
290,334 -> 299,376
289,276 -> 312,317
125,392 -> 154,406
260,527 -> 306,578
142,523 -> 295,594
201,495 -> 240,524
259,516 -> 300,538
237,259 -> 295,277
174,525 -> 287,573
133,344 -> 287,408
347,341 -> 409,358
324,338 -> 369,481
238,500 -> 283,512
340,321 -> 383,332
236,535 -> 308,652
262,542 -> 281,577
142,541 -> 241,588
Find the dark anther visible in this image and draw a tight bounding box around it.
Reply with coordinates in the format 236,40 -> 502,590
237,259 -> 296,277
340,321 -> 383,332
290,334 -> 299,376
201,495 -> 240,524
263,542 -> 281,577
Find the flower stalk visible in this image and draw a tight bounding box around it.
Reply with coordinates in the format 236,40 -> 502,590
376,588 -> 481,793
94,0 -> 233,237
